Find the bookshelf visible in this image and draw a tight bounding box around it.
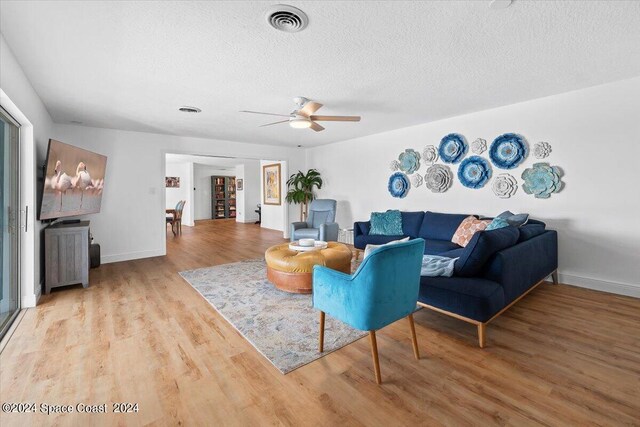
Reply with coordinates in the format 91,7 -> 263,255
211,176 -> 236,219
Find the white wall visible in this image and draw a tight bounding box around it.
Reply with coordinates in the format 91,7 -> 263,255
0,33 -> 54,306
50,125 -> 303,263
307,76 -> 640,297
259,160 -> 288,233
235,160 -> 260,223
165,161 -> 194,226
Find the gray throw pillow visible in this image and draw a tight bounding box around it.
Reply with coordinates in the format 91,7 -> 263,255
364,237 -> 410,259
497,210 -> 529,227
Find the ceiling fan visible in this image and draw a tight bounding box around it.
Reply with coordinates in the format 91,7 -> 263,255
240,97 -> 361,132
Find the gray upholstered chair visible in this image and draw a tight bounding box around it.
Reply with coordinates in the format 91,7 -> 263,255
290,199 -> 339,242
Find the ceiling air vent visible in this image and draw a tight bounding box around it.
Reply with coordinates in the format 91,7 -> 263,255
179,106 -> 202,113
266,5 -> 308,33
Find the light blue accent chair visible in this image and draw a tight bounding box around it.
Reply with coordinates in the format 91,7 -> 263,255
313,238 -> 426,384
290,199 -> 339,242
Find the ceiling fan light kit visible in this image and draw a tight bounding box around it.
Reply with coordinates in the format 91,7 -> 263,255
241,97 -> 361,132
289,116 -> 312,129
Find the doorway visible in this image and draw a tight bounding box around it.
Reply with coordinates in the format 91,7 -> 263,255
162,153 -> 289,249
0,107 -> 20,340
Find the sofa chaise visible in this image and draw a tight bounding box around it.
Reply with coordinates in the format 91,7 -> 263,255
354,211 -> 558,347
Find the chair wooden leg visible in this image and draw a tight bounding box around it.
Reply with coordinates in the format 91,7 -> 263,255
369,331 -> 382,384
171,222 -> 176,236
551,270 -> 558,285
478,323 -> 486,348
407,314 -> 420,360
319,311 -> 325,353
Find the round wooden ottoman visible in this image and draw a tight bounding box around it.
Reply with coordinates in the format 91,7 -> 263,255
264,242 -> 352,294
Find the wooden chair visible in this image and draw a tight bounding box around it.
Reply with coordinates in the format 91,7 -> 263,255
166,200 -> 185,235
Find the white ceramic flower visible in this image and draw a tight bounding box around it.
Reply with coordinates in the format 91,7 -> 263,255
389,160 -> 400,171
411,173 -> 424,188
471,138 -> 487,154
533,141 -> 552,159
424,164 -> 453,193
492,173 -> 518,198
422,145 -> 439,165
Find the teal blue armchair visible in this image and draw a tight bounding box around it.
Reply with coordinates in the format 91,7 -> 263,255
313,238 -> 425,384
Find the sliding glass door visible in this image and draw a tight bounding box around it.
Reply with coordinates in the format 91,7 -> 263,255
0,107 -> 20,340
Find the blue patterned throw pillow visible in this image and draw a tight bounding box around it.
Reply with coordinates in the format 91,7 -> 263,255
497,210 -> 529,227
369,210 -> 403,236
486,217 -> 510,231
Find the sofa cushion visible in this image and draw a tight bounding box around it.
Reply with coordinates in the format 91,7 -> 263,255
451,216 -> 491,247
423,239 -> 462,255
354,234 -> 406,249
369,210 -> 403,235
454,226 -> 520,277
355,221 -> 370,236
401,211 -> 425,237
517,224 -> 546,242
437,248 -> 465,258
418,276 -> 505,322
419,212 -> 470,241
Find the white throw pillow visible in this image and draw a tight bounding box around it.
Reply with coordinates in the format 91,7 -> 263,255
363,237 -> 410,259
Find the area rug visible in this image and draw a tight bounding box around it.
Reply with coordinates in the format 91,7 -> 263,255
179,259 -> 367,374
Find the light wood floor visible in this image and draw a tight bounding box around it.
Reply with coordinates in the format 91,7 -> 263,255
1,220 -> 639,426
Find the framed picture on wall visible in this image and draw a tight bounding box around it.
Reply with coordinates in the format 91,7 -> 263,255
262,163 -> 281,205
237,179 -> 243,191
165,177 -> 180,188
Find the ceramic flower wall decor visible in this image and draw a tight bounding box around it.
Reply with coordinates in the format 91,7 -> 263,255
533,141 -> 552,159
424,164 -> 453,193
389,160 -> 400,171
489,133 -> 528,169
422,145 -> 439,165
438,133 -> 468,164
458,156 -> 492,189
410,173 -> 424,188
398,149 -> 421,174
522,163 -> 563,198
492,173 -> 518,198
471,138 -> 487,154
388,172 -> 410,198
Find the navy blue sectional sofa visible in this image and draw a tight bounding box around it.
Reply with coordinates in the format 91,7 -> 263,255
354,211 -> 558,347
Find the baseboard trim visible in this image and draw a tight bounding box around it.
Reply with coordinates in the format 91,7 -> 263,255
559,273 -> 639,298
237,218 -> 259,224
101,249 -> 166,264
21,289 -> 39,308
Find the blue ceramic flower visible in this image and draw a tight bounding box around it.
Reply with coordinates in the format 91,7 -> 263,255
489,133 -> 528,169
398,149 -> 421,174
521,162 -> 563,199
388,172 -> 410,198
457,156 -> 492,189
438,133 -> 468,164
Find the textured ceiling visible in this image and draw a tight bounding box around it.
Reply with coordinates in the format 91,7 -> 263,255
1,1 -> 640,147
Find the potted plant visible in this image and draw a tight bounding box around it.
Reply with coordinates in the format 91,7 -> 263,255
285,169 -> 323,221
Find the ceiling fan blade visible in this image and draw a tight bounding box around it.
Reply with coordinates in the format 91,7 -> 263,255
240,110 -> 290,117
299,101 -> 323,117
259,120 -> 289,127
309,115 -> 361,122
309,122 -> 325,132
